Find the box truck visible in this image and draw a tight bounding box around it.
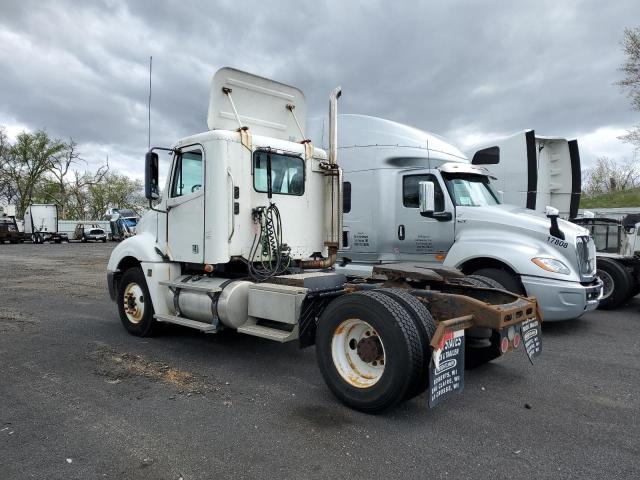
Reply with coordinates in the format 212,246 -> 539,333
24,204 -> 68,244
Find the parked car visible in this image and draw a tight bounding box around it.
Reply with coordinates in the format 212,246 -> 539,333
74,223 -> 107,242
0,215 -> 22,244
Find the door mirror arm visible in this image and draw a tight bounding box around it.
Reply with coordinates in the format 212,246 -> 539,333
420,211 -> 453,221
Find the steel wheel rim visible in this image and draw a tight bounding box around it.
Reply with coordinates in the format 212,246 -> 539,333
597,269 -> 614,300
331,318 -> 386,388
123,282 -> 145,324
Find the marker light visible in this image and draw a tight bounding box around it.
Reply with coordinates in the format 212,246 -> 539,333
513,333 -> 521,349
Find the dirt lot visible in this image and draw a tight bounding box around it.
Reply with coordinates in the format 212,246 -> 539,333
1,242 -> 639,479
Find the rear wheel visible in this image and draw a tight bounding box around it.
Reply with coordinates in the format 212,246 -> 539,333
376,288 -> 436,400
597,258 -> 632,310
117,267 -> 157,336
316,290 -> 423,413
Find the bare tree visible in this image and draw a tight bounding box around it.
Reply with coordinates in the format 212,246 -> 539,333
66,164 -> 110,219
47,138 -> 81,218
618,27 -> 640,149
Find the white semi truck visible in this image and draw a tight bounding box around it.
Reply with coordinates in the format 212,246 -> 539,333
470,129 -> 640,309
24,204 -> 68,243
308,115 -> 601,321
106,68 -> 543,413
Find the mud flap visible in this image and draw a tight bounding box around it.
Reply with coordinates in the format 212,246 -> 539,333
521,318 -> 542,364
428,329 -> 465,408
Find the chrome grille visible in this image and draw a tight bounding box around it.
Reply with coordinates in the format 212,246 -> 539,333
576,235 -> 596,278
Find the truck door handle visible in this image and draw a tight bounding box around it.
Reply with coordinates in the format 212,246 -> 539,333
227,168 -> 235,242
398,224 -> 405,240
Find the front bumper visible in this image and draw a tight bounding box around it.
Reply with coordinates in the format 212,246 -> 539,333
521,275 -> 602,321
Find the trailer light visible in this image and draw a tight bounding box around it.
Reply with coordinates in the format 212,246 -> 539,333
513,333 -> 521,348
500,337 -> 509,354
531,257 -> 570,275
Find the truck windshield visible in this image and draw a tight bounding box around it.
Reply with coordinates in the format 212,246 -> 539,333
443,174 -> 500,206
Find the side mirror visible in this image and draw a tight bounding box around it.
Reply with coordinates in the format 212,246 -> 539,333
497,190 -> 504,203
545,206 -> 559,217
145,151 -> 160,200
418,181 -> 435,215
545,205 -> 565,240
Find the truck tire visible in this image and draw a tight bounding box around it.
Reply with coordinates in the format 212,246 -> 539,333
597,257 -> 632,310
315,290 -> 423,413
464,275 -> 505,368
375,288 -> 436,400
466,274 -> 503,289
470,268 -> 525,295
117,267 -> 157,336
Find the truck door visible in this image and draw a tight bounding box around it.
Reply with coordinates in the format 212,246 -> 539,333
396,173 -> 455,260
167,147 -> 205,263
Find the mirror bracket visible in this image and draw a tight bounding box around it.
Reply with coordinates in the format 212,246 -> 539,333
420,211 -> 453,221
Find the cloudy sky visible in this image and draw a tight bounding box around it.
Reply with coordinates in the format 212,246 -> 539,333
1,0 -> 638,179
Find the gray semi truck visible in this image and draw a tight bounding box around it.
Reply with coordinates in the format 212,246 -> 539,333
470,129 -> 640,309
309,115 -> 602,321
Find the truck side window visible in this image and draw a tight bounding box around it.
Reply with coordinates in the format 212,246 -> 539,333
253,152 -> 304,196
171,150 -> 203,197
343,182 -> 352,213
403,175 -> 445,211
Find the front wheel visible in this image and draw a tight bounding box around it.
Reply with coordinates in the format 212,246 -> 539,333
117,267 -> 157,336
470,268 -> 525,295
597,258 -> 632,310
315,290 -> 423,413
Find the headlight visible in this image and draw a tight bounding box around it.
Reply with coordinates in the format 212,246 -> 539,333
531,257 -> 570,275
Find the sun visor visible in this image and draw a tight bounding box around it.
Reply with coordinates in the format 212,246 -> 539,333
207,67 -> 307,142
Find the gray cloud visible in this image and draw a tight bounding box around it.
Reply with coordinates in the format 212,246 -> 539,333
0,0 -> 638,175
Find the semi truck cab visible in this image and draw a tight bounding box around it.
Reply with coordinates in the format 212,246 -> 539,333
105,68 -> 544,412
327,115 -> 602,321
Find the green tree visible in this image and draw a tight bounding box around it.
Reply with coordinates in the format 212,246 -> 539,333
87,172 -> 144,219
0,130 -> 66,217
618,27 -> 640,148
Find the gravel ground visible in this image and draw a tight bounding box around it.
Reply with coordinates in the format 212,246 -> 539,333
1,242 -> 639,480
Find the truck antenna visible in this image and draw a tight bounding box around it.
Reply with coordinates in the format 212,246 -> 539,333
148,56 -> 152,150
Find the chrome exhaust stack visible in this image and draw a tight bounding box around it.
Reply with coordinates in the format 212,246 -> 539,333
301,86 -> 342,269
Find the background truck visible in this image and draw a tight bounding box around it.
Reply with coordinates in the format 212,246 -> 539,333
0,205 -> 23,244
308,115 -> 601,321
24,204 -> 68,244
105,208 -> 139,241
470,129 -> 640,309
106,68 -> 542,413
